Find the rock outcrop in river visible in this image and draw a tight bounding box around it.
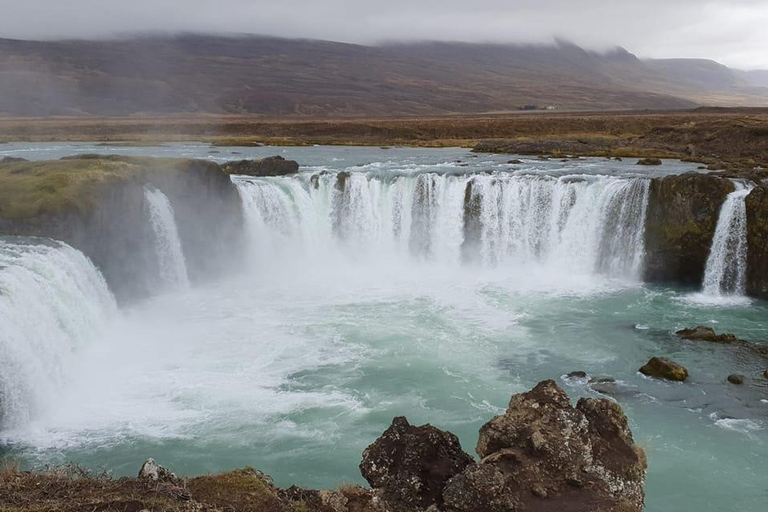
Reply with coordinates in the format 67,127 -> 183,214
643,173 -> 735,286
221,156 -> 300,176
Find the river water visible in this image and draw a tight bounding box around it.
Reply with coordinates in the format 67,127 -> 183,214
1,143 -> 767,511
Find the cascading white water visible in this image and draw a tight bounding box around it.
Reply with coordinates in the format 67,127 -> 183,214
144,187 -> 190,289
702,180 -> 755,296
0,238 -> 116,428
235,172 -> 650,280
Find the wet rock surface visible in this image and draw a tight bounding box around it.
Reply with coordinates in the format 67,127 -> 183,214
639,357 -> 689,381
727,374 -> 745,385
644,173 -> 735,286
221,156 -> 299,176
677,326 -> 737,343
745,183 -> 768,299
637,157 -> 662,165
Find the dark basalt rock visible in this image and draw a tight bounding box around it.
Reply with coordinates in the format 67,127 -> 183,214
359,416 -> 473,511
637,157 -> 662,165
567,371 -> 588,379
644,174 -> 735,286
745,184 -> 768,299
443,380 -> 646,512
508,159 -> 523,164
639,357 -> 688,381
221,156 -> 299,176
0,156 -> 27,164
727,374 -> 745,385
677,326 -> 737,343
763,369 -> 768,379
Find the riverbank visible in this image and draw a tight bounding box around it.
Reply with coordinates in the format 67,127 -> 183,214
0,109 -> 766,175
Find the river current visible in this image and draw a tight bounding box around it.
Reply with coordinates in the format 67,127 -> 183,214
0,144 -> 767,511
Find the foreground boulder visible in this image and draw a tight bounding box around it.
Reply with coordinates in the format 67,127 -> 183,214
221,156 -> 299,176
445,380 -> 646,512
639,357 -> 688,381
644,173 -> 734,286
360,416 -> 473,510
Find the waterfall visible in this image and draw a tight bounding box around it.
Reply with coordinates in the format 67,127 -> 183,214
702,181 -> 755,296
0,238 -> 116,428
144,187 -> 190,289
235,172 -> 650,279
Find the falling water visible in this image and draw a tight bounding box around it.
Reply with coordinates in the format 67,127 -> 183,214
702,181 -> 755,296
235,172 -> 650,279
144,187 -> 190,289
0,238 -> 116,428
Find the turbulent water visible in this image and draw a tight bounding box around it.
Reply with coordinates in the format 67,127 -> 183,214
703,181 -> 755,296
0,238 -> 116,428
0,144 -> 767,512
237,173 -> 650,280
144,186 -> 190,289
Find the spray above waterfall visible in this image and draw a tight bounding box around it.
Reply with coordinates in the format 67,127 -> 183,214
235,171 -> 651,281
702,180 -> 755,297
144,187 -> 190,290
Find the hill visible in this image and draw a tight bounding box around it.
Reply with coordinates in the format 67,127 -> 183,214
0,34 -> 766,117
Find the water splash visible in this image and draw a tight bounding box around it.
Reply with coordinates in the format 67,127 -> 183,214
144,187 -> 190,289
235,172 -> 650,280
702,180 -> 755,296
0,238 -> 116,428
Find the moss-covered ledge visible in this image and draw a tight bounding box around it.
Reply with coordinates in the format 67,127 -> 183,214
0,156 -> 243,301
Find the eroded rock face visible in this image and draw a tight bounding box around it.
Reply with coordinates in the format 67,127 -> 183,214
745,184 -> 768,299
644,173 -> 734,286
442,380 -> 647,512
359,416 -> 474,511
221,156 -> 299,176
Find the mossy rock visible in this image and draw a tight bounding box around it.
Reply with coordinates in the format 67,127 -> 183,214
639,357 -> 688,381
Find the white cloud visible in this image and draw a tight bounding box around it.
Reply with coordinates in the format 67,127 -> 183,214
0,0 -> 766,69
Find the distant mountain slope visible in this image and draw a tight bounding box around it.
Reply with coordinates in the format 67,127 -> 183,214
736,69 -> 768,88
0,35 -> 765,117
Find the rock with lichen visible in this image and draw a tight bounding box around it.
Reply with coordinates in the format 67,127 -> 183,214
443,380 -> 647,512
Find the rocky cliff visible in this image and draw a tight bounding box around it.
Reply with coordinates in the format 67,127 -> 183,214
745,183 -> 768,298
643,173 -> 734,286
0,156 -> 242,301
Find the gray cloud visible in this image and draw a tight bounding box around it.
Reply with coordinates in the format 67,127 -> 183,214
1,0 -> 766,69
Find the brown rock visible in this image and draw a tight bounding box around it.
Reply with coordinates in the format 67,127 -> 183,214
221,156 -> 299,176
676,326 -> 737,343
727,374 -> 745,385
639,357 -> 688,381
637,157 -> 662,165
443,380 -> 646,512
360,416 -> 473,511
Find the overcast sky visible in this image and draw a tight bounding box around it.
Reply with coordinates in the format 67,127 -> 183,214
1,0 -> 766,70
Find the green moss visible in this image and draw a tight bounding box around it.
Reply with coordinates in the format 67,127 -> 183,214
0,156 -> 209,222
187,468 -> 284,512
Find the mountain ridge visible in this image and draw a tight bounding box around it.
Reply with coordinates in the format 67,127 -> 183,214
0,34 -> 765,117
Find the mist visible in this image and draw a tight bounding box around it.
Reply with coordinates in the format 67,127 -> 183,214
0,0 -> 767,69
